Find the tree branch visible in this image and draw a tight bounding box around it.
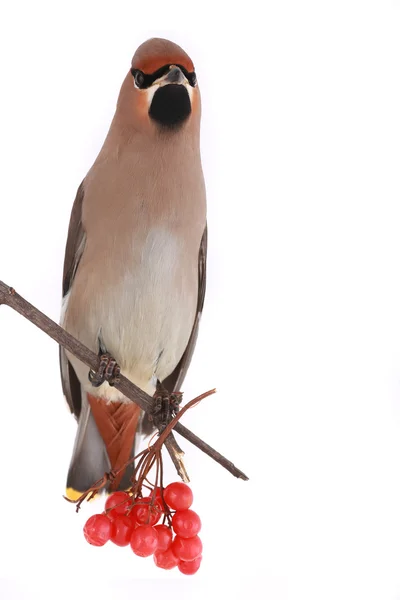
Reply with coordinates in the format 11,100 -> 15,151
0,280 -> 249,481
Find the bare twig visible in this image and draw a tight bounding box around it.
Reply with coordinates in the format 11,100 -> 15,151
164,435 -> 190,483
0,280 -> 249,481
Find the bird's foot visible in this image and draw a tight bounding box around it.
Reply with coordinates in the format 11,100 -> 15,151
149,381 -> 183,432
88,353 -> 121,387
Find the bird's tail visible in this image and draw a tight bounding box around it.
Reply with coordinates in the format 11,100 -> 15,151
65,393 -> 141,501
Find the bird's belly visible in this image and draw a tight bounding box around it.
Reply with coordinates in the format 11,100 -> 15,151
63,227 -> 198,400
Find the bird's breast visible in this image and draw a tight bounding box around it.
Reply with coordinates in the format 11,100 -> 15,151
64,210 -> 203,399
64,142 -> 206,398
94,224 -> 199,378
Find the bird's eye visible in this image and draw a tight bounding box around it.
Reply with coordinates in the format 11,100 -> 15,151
133,70 -> 145,89
189,72 -> 197,87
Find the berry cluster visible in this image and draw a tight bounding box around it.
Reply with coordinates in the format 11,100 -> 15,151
83,482 -> 202,575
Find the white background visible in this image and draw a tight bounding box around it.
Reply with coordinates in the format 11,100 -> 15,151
0,1 -> 400,599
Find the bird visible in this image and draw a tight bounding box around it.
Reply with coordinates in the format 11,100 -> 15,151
60,38 -> 207,501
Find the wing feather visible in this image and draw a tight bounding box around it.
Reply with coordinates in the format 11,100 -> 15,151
59,181 -> 86,418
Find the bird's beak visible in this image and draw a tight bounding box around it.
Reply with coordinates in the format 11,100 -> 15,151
146,65 -> 192,106
164,65 -> 186,85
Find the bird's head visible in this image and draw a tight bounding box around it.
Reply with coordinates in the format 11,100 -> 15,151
116,38 -> 200,135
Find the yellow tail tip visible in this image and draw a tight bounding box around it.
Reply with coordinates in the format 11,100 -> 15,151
65,487 -> 131,501
65,487 -> 90,501
65,487 -> 84,501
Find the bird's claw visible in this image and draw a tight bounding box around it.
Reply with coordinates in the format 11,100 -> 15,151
89,354 -> 121,387
150,382 -> 183,432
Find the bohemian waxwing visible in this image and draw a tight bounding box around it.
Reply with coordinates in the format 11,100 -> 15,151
60,38 -> 207,499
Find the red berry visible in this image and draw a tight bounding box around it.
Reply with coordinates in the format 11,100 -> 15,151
105,491 -> 131,517
164,482 -> 193,511
131,496 -> 162,526
110,515 -> 133,547
130,525 -> 159,557
178,555 -> 202,575
154,524 -> 173,551
172,535 -> 202,562
83,514 -> 112,547
154,547 -> 180,570
172,509 -> 201,538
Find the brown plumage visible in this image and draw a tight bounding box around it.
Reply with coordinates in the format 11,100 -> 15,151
87,395 -> 141,491
60,38 -> 207,499
132,38 -> 194,78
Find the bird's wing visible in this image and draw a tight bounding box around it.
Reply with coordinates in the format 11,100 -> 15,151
59,181 -> 86,419
162,224 -> 208,392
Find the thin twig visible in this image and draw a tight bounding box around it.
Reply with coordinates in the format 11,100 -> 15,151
0,280 -> 249,481
164,435 -> 190,483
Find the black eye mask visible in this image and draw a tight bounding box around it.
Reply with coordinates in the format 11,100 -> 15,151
130,64 -> 197,89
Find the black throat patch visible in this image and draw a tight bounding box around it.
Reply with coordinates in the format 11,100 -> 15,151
149,84 -> 191,129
